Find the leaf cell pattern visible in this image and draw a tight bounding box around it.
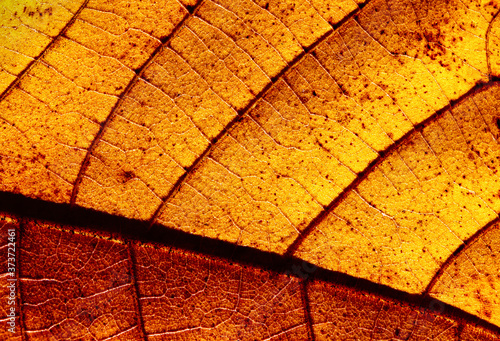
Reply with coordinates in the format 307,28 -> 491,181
1,0 -> 500,339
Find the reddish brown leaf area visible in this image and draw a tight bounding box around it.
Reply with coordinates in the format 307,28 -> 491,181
133,245 -> 308,340
20,220 -> 143,340
309,280 -> 464,340
461,325 -> 500,341
0,217 -> 21,340
0,213 -> 497,340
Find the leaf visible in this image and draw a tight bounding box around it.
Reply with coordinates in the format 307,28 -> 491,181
1,0 -> 500,339
294,83 -> 500,293
1,214 -> 499,340
428,220 -> 500,327
0,0 -> 87,94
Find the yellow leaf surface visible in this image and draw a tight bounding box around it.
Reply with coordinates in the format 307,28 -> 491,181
0,0 -> 86,93
428,221 -> 500,327
296,83 -> 500,293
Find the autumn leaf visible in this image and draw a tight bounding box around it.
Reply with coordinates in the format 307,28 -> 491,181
1,213 -> 499,340
1,0 -> 500,339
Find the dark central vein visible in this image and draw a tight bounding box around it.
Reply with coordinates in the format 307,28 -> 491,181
2,193 -> 499,335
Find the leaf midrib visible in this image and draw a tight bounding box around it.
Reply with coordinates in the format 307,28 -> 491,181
5,204 -> 500,336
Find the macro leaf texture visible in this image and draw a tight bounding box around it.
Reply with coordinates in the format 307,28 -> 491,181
1,0 -> 500,339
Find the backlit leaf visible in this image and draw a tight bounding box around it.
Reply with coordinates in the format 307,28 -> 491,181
1,0 -> 500,339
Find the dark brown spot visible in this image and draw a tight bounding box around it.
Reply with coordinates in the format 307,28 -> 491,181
120,170 -> 135,183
